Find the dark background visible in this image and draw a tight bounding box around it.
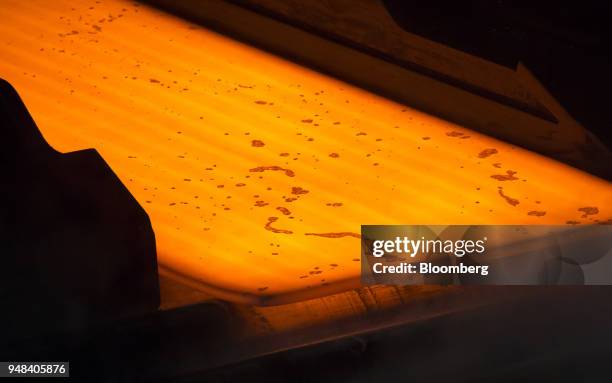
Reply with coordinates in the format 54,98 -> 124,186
383,0 -> 612,149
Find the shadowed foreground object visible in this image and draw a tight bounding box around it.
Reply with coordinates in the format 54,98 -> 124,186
0,79 -> 159,341
0,0 -> 610,305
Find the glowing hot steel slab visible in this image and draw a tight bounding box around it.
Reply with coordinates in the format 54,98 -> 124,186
1,0 -> 610,304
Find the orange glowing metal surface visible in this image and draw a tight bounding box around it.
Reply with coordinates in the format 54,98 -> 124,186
1,0 -> 610,304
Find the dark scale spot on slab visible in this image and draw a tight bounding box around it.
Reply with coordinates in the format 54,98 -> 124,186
578,206 -> 599,218
528,211 -> 546,217
276,206 -> 291,215
478,148 -> 498,158
249,166 -> 295,177
291,186 -> 309,195
491,170 -> 519,181
257,287 -> 268,292
251,139 -> 265,147
265,217 -> 293,234
305,232 -> 361,239
498,187 -> 519,206
329,152 -> 339,158
254,100 -> 267,105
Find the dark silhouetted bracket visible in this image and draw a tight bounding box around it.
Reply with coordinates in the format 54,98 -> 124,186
0,78 -> 159,340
